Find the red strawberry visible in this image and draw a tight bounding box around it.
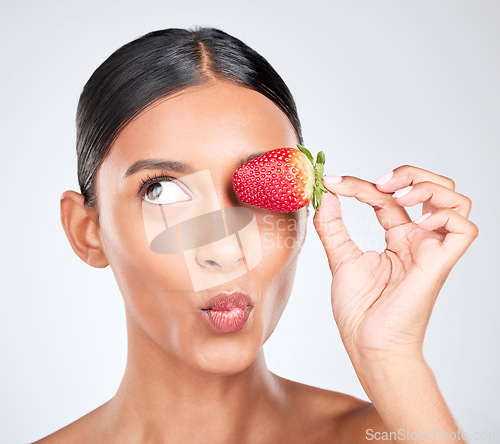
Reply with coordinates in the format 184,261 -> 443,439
232,144 -> 328,212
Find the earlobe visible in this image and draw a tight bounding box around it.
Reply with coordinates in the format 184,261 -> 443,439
60,191 -> 109,268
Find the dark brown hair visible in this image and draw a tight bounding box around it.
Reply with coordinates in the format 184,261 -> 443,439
76,27 -> 303,214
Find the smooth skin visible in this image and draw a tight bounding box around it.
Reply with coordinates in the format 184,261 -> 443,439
35,79 -> 477,443
314,170 -> 477,440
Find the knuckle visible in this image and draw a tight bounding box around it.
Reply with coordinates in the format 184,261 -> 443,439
374,195 -> 392,210
393,164 -> 413,174
470,222 -> 479,238
445,177 -> 456,190
462,195 -> 472,211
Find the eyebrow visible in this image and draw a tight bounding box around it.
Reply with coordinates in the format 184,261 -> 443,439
122,151 -> 268,179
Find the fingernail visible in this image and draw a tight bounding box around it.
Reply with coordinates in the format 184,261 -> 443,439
414,212 -> 432,224
375,171 -> 394,185
323,175 -> 342,185
393,185 -> 413,198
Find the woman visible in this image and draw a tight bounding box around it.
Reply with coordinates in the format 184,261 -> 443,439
36,27 -> 477,442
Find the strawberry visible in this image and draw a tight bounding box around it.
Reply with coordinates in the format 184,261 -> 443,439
232,144 -> 328,213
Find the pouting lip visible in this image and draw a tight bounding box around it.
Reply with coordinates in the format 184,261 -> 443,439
201,290 -> 253,311
202,304 -> 253,334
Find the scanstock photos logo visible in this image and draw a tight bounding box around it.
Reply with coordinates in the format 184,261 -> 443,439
142,169 -> 262,292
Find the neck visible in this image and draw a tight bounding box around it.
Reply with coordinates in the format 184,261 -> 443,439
100,311 -> 287,442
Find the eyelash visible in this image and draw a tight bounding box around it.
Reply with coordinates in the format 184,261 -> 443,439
137,171 -> 175,199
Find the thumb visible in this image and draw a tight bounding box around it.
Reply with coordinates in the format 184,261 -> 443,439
313,191 -> 362,274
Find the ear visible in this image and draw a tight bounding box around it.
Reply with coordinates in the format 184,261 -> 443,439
60,190 -> 109,268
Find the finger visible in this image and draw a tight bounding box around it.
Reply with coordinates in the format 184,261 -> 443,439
313,191 -> 362,274
414,208 -> 479,268
322,176 -> 411,230
374,165 -> 456,192
392,181 -> 472,218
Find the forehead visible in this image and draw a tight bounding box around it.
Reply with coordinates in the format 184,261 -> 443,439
103,80 -> 298,174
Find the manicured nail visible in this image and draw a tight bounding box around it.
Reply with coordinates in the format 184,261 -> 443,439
323,175 -> 343,185
393,185 -> 413,198
375,171 -> 394,185
414,212 -> 432,224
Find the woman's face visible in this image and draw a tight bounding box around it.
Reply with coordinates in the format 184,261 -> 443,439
94,80 -> 308,374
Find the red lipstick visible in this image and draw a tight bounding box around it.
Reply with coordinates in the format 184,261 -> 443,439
201,291 -> 253,334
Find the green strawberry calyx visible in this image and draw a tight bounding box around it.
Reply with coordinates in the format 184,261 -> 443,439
297,144 -> 329,213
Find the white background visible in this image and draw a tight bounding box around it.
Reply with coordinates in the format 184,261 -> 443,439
1,1 -> 499,442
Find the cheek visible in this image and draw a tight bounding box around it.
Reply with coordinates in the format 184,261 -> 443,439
256,209 -> 306,272
249,209 -> 306,327
98,203 -> 200,354
99,203 -> 193,294
98,203 -> 196,351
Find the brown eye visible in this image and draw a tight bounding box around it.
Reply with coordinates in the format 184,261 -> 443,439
144,181 -> 191,205
146,183 -> 162,201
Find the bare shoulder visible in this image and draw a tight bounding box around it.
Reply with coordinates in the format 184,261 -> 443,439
31,403 -> 108,444
275,375 -> 389,443
331,396 -> 390,443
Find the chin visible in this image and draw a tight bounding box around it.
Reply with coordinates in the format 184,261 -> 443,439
193,336 -> 262,376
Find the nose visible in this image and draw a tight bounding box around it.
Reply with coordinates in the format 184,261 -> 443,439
195,231 -> 244,272
194,176 -> 247,272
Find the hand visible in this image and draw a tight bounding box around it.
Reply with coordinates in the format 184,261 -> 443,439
313,165 -> 479,365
